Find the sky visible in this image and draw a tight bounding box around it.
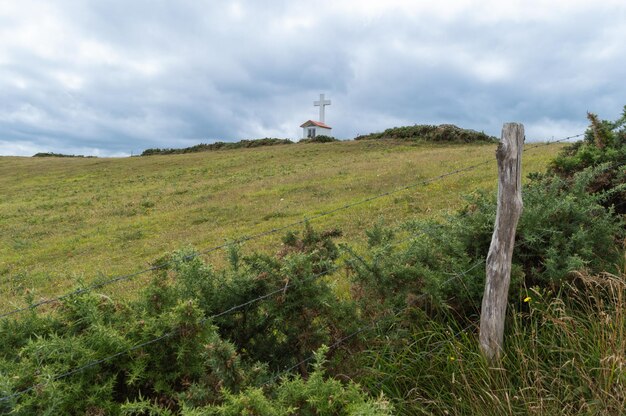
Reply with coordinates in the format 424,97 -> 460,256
0,0 -> 625,157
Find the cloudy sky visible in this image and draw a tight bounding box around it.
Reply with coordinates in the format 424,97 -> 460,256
1,0 -> 625,156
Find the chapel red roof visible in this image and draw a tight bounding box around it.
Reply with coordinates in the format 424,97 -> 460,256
300,120 -> 332,129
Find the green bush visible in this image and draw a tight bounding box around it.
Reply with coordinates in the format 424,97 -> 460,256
151,225 -> 360,374
550,107 -> 626,213
346,163 -> 624,321
32,152 -> 95,158
300,135 -> 339,143
354,124 -> 496,143
184,346 -> 392,415
141,138 -> 293,156
0,226 -> 376,414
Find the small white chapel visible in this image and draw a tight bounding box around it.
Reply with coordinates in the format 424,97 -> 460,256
300,94 -> 332,139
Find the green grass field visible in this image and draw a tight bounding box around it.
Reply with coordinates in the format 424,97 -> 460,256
0,140 -> 564,312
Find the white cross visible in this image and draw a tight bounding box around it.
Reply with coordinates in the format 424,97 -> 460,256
314,93 -> 331,123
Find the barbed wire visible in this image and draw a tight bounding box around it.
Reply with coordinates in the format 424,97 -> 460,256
526,132 -> 585,149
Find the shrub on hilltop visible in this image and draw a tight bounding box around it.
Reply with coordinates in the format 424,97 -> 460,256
32,152 -> 95,158
141,138 -> 294,156
300,135 -> 339,143
354,124 -> 497,143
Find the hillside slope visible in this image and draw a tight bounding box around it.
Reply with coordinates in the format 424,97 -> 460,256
0,140 -> 562,310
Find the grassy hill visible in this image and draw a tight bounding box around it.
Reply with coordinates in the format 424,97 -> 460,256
3,109 -> 625,414
0,140 -> 563,312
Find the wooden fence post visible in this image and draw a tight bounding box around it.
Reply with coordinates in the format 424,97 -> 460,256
479,122 -> 524,363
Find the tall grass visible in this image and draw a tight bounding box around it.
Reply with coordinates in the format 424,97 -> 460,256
360,271 -> 626,415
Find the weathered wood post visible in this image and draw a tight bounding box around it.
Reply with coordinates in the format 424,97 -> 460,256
479,123 -> 524,363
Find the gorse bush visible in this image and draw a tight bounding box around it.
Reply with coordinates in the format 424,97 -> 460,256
161,225 -> 360,374
141,135 -> 343,156
345,163 -> 624,321
550,107 -> 626,213
181,346 -> 392,416
0,226 -> 385,415
32,152 -> 95,158
300,135 -> 339,143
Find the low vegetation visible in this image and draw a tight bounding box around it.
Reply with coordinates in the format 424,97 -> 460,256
141,123 -> 494,156
298,135 -> 339,144
32,152 -> 95,158
141,138 -> 294,156
355,124 -> 497,143
2,109 -> 625,414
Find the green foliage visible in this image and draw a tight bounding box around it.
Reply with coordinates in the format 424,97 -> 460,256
354,124 -> 497,143
300,135 -> 339,143
32,152 -> 96,158
0,226 -> 380,414
187,345 -> 393,415
141,138 -> 294,156
347,163 -> 624,321
550,106 -> 626,213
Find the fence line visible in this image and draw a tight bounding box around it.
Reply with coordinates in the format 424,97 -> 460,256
526,132 -> 584,148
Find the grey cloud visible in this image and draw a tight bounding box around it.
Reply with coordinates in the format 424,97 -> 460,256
1,1 -> 625,155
